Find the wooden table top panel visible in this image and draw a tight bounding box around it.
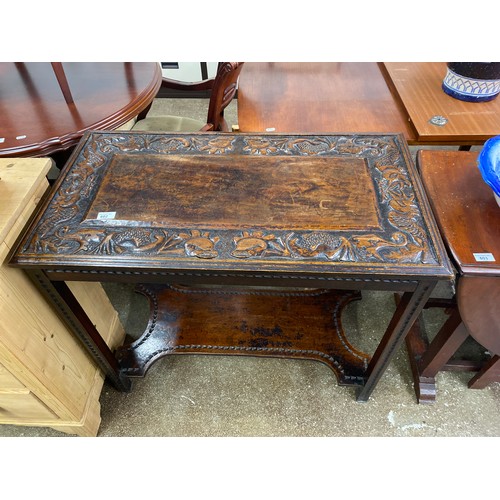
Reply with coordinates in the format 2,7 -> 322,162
11,131 -> 452,282
417,149 -> 500,275
90,154 -> 380,231
383,63 -> 500,144
237,62 -> 416,141
0,62 -> 162,157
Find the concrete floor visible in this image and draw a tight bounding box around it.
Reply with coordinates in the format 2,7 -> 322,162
1,98 -> 499,438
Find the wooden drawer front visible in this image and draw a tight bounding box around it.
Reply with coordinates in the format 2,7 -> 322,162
0,391 -> 57,421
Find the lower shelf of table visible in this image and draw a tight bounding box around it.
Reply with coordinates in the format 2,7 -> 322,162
115,284 -> 371,387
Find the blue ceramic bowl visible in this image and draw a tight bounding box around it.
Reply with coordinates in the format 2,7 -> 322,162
477,135 -> 500,203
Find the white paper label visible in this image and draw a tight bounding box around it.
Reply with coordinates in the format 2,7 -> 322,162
96,211 -> 116,220
473,252 -> 495,262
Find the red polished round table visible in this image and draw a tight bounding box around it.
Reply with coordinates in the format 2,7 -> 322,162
0,62 -> 162,158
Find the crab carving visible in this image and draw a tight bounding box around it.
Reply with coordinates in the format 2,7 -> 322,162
178,230 -> 219,259
231,231 -> 289,259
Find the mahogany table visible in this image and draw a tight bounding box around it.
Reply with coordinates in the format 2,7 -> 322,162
406,150 -> 500,402
9,131 -> 453,402
382,63 -> 500,146
237,62 -> 499,147
0,62 -> 162,158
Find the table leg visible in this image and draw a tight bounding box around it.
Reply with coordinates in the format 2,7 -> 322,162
468,355 -> 500,389
406,308 -> 469,403
28,270 -> 131,392
356,280 -> 436,402
50,62 -> 75,104
420,310 -> 468,378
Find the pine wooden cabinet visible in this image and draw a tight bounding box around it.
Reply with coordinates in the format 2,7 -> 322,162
0,158 -> 125,436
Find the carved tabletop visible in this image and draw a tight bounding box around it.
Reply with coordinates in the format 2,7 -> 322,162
10,132 -> 453,401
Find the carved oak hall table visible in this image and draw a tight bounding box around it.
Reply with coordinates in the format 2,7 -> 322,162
9,131 -> 453,402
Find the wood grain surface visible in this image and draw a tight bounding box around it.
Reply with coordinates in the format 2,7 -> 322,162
417,150 -> 500,275
384,63 -> 500,145
88,154 -> 380,231
0,62 -> 162,157
237,62 -> 416,141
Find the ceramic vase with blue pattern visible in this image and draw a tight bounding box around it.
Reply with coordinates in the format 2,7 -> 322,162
442,62 -> 500,102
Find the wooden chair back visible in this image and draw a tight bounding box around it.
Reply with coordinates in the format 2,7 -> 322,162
205,62 -> 244,131
135,62 -> 244,132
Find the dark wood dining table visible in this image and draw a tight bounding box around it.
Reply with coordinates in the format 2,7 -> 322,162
0,62 -> 162,159
237,62 -> 500,147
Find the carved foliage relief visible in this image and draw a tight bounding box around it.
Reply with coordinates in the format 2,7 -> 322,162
23,133 -> 438,266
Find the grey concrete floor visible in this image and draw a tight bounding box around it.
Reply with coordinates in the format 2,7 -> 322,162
1,98 -> 499,438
